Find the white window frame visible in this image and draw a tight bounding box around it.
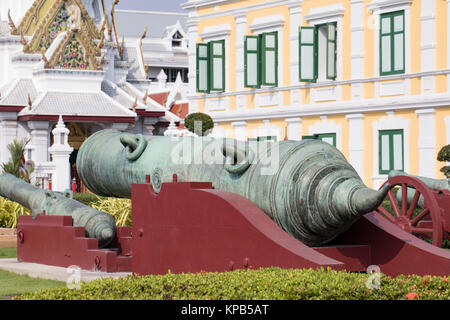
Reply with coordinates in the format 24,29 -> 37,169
368,0 -> 412,77
372,111 -> 410,189
303,3 -> 344,82
199,24 -> 231,93
308,116 -> 342,151
249,14 -> 285,89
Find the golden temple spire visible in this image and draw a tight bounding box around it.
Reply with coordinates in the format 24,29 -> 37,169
7,9 -> 17,32
139,26 -> 149,78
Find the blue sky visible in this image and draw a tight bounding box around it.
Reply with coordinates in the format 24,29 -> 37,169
117,0 -> 187,12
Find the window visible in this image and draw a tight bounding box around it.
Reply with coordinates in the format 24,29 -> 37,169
244,32 -> 278,88
380,11 -> 405,75
163,68 -> 188,83
196,40 -> 225,93
172,31 -> 183,47
379,129 -> 404,174
299,23 -> 337,82
302,133 -> 336,147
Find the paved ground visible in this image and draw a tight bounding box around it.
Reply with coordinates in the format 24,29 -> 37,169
0,258 -> 131,283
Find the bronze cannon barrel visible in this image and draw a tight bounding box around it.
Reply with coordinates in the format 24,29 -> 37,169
77,129 -> 389,246
0,173 -> 116,248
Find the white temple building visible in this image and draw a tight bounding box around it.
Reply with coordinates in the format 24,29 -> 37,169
0,0 -> 190,192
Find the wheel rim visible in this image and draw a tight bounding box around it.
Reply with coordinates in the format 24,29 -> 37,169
376,175 -> 443,247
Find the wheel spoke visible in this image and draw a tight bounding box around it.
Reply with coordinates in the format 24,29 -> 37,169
410,208 -> 430,226
400,183 -> 408,216
406,190 -> 421,219
388,190 -> 401,218
411,227 -> 434,236
376,206 -> 396,223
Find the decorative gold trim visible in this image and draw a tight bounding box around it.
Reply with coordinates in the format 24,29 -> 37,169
11,0 -> 46,36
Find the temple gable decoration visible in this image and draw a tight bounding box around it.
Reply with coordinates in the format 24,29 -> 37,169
15,0 -> 100,54
44,28 -> 103,70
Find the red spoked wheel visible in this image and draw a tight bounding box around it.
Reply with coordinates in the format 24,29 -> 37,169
376,175 -> 444,247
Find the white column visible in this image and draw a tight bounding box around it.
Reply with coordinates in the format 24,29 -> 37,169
421,0 -> 436,94
0,113 -> 18,165
235,12 -> 247,91
285,117 -> 302,141
235,12 -> 247,110
232,121 -> 247,141
447,0 -> 450,86
288,1 -> 302,86
48,116 -> 73,192
186,16 -> 199,99
416,109 -> 436,178
346,113 -> 364,177
27,121 -> 50,163
350,0 -> 365,100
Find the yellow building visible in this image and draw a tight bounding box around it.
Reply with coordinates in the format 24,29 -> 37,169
182,0 -> 450,188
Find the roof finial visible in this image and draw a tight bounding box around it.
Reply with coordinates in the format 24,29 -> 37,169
139,26 -> 148,78
111,0 -> 121,57
7,9 -> 17,31
142,89 -> 149,104
27,94 -> 33,109
131,98 -> 137,112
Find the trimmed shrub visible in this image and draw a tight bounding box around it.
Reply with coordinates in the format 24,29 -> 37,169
17,268 -> 449,300
437,144 -> 450,177
184,113 -> 214,136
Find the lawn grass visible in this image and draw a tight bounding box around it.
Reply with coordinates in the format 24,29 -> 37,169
0,269 -> 66,299
0,247 -> 17,259
0,247 -> 65,299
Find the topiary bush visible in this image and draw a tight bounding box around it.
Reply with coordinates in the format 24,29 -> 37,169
16,268 -> 449,300
437,144 -> 450,178
184,113 -> 214,136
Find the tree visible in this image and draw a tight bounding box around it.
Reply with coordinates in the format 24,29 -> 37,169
437,144 -> 450,178
1,139 -> 33,182
184,113 -> 214,136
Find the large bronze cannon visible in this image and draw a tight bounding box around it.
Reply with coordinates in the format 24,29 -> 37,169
77,130 -> 390,246
0,173 -> 116,248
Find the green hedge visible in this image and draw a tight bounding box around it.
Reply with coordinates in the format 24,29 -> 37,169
16,268 -> 449,300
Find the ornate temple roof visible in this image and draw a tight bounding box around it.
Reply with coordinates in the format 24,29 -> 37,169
0,79 -> 38,108
0,0 -> 184,124
17,91 -> 137,122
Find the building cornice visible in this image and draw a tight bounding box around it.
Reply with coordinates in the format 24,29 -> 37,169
199,24 -> 232,40
206,93 -> 450,123
304,4 -> 345,24
249,14 -> 286,33
367,0 -> 413,13
191,69 -> 450,99
182,0 -> 241,10
183,0 -> 291,19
